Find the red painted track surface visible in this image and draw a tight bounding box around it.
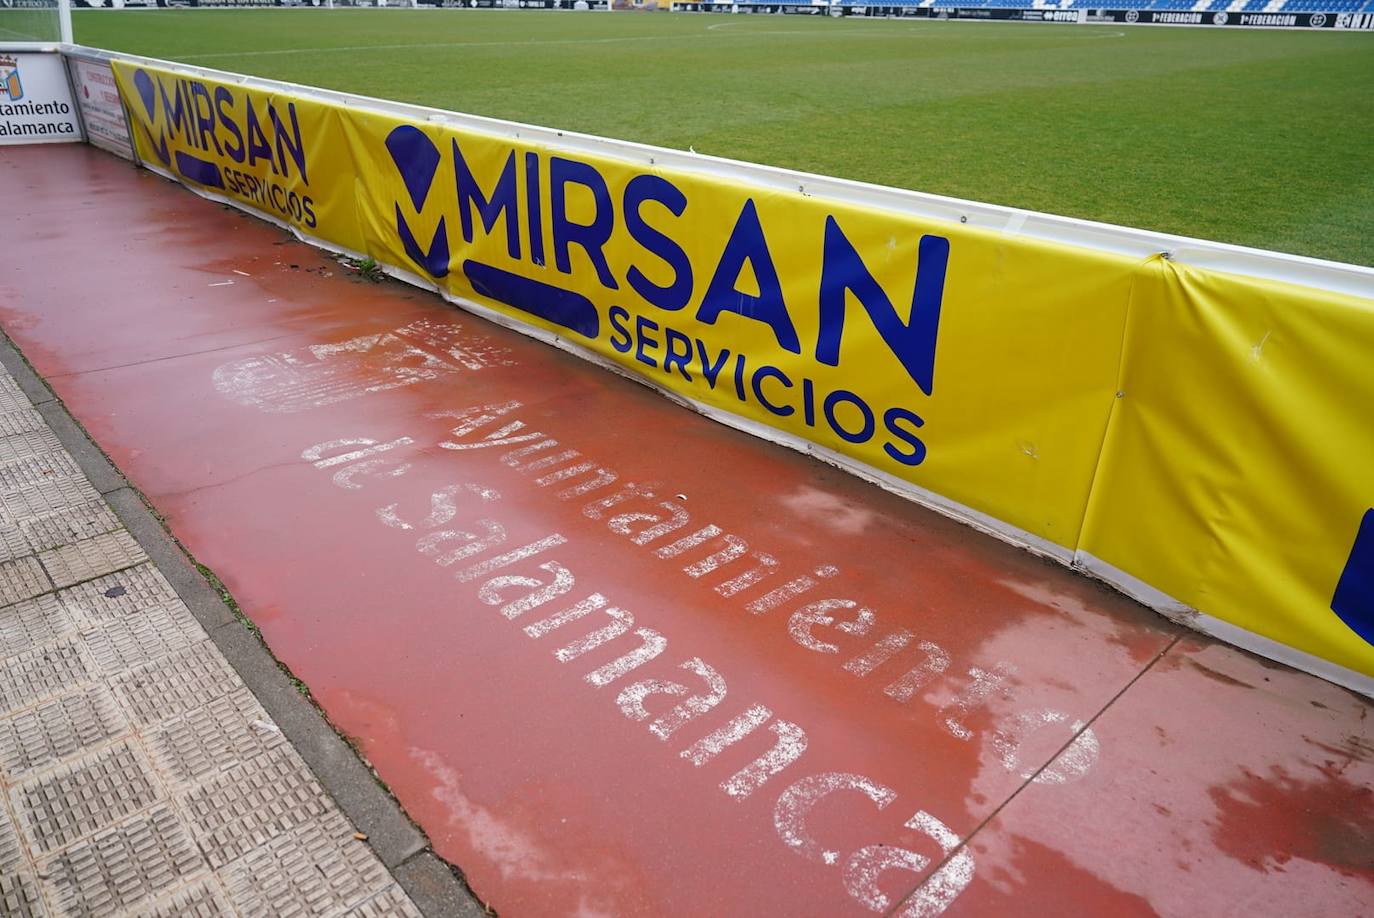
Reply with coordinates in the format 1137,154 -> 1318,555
4,144 -> 1371,916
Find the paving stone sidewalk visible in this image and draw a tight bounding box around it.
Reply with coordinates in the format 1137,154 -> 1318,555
0,367 -> 422,917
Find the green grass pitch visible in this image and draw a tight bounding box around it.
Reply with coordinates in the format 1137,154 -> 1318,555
73,9 -> 1374,266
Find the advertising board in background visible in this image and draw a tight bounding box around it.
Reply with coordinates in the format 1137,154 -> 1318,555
0,52 -> 81,145
68,55 -> 132,160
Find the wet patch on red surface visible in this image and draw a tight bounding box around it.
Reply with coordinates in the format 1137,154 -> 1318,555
954,640 -> 1374,915
1208,765 -> 1374,877
967,835 -> 1159,917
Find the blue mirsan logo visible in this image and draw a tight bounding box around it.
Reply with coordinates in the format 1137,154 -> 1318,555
383,124 -> 601,339
384,125 -> 451,279
132,68 -> 194,178
130,69 -> 317,228
379,125 -> 950,467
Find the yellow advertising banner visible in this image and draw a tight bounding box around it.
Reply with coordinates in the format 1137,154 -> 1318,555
111,60 -> 1374,686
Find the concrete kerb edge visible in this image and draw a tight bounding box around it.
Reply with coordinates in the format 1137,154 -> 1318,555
35,401 -> 129,495
0,335 -> 55,407
0,328 -> 490,918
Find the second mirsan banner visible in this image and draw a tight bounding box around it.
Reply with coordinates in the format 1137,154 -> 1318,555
109,60 -> 1374,687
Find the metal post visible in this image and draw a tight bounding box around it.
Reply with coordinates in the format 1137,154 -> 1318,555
58,0 -> 74,45
59,51 -> 88,143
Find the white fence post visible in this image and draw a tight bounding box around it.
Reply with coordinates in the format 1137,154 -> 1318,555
58,0 -> 73,45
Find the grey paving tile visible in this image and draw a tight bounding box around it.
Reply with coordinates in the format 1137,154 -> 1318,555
38,531 -> 147,590
130,878 -> 233,918
0,391 -> 28,415
32,406 -> 126,496
81,602 -> 205,677
0,525 -> 32,565
0,557 -> 51,609
0,805 -> 49,915
20,501 -> 121,554
0,410 -> 46,440
0,687 -> 129,781
0,596 -> 76,661
178,746 -> 333,869
58,564 -> 179,623
0,430 -> 63,468
146,686 -> 285,790
0,639 -> 91,715
111,642 -> 239,727
221,811 -> 391,917
0,364 -> 49,413
10,740 -> 162,854
0,870 -> 48,918
38,805 -> 205,917
101,493 -> 234,632
345,883 -> 425,918
0,453 -> 81,492
0,798 -> 24,875
1,477 -> 102,527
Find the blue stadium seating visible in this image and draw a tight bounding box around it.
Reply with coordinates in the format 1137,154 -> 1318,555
1280,0 -> 1364,9
1065,1 -> 1154,9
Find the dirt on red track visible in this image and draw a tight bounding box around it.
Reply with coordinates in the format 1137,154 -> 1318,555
3,144 -> 1370,916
